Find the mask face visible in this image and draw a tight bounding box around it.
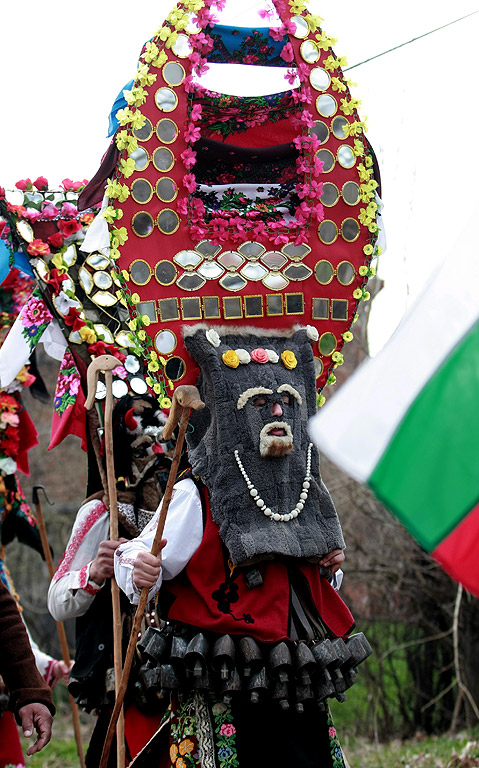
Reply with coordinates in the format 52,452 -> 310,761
184,326 -> 345,566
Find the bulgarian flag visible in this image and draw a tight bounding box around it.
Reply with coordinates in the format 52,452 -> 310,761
309,247 -> 479,597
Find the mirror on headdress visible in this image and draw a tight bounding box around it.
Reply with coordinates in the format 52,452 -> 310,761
156,118 -> 179,144
155,260 -> 177,286
155,88 -> 178,112
156,178 -> 178,203
157,209 -> 179,234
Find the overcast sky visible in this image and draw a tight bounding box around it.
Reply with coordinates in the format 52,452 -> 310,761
1,0 -> 478,352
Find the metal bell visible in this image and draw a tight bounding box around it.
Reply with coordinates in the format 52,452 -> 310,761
247,667 -> 269,704
159,663 -> 181,695
268,642 -> 293,684
212,634 -> 236,681
311,638 -> 338,671
137,626 -> 170,663
220,667 -> 242,705
185,633 -> 210,678
341,632 -> 373,688
139,661 -> 161,694
170,634 -> 188,667
272,680 -> 290,711
294,642 -> 317,686
295,681 -> 314,713
238,636 -> 264,677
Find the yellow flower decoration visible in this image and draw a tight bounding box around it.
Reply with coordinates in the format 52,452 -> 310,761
160,397 -> 172,409
142,315 -> 151,327
148,360 -> 160,372
51,252 -> 68,273
222,350 -> 240,369
138,330 -> 146,341
111,227 -> 129,246
144,41 -> 160,63
79,326 -> 97,344
120,157 -> 137,179
353,288 -> 363,300
179,739 -> 195,756
131,293 -> 140,304
281,350 -> 297,370
153,382 -> 163,395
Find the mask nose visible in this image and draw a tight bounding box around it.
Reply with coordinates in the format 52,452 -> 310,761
272,401 -> 283,417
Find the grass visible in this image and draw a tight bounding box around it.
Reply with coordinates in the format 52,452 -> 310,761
19,713 -> 479,768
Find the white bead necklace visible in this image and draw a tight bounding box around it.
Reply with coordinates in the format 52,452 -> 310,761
233,443 -> 313,523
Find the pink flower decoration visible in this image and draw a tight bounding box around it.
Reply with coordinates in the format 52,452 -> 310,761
183,174 -> 197,193
61,202 -> 78,217
280,43 -> 294,63
15,178 -> 32,192
41,203 -> 60,220
33,176 -> 49,191
269,26 -> 286,42
251,348 -> 269,364
219,724 -> 236,737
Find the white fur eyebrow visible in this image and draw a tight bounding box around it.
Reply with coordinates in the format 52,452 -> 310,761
237,387 -> 273,410
277,384 -> 302,405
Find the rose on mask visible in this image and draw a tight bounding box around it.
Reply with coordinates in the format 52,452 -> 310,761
250,348 -> 269,364
281,350 -> 297,370
222,350 -> 240,369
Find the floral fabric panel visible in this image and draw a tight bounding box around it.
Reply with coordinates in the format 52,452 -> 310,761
196,89 -> 296,141
327,709 -> 346,768
207,25 -> 289,67
53,347 -> 81,417
19,288 -> 53,352
167,696 -> 239,768
196,182 -> 298,222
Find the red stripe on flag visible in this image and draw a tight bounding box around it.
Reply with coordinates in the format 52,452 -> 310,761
432,503 -> 479,598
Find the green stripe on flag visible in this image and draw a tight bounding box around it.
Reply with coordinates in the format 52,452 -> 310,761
369,322 -> 479,551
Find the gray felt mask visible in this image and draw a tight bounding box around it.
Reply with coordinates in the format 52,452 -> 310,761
184,324 -> 345,566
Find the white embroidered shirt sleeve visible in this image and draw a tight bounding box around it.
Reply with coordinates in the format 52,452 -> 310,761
47,500 -> 109,621
115,478 -> 203,605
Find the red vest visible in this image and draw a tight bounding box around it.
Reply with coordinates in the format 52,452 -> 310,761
162,487 -> 354,643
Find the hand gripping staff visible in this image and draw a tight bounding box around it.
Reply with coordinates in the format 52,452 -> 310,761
85,354 -> 128,768
32,485 -> 86,768
99,384 -> 204,768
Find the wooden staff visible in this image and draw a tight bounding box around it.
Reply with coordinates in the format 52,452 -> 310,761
85,354 -> 126,768
32,485 -> 86,768
99,384 -> 205,768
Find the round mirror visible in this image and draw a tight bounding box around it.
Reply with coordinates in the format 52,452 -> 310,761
16,220 -> 34,242
155,88 -> 178,113
319,332 -> 337,357
132,212 -> 155,237
342,181 -> 360,206
310,67 -> 331,92
130,376 -> 148,394
331,116 -> 350,139
292,15 -> 309,38
310,121 -> 329,145
155,260 -> 177,285
112,379 -> 129,399
163,62 -> 186,87
93,271 -> 113,290
320,182 -> 339,207
171,35 -> 192,59
318,220 -> 338,244
130,147 -> 149,172
315,260 -> 334,284
341,218 -> 360,242
301,39 -> 320,63
156,177 -> 178,203
156,118 -> 178,144
133,118 -> 153,142
337,145 -> 356,169
130,259 -> 151,285
131,179 -> 153,204
316,94 -> 337,117
155,329 -> 177,355
316,149 -> 335,173
337,261 -> 355,285
314,357 -> 324,378
153,147 -> 175,172
95,381 -> 107,400
157,209 -> 180,234
164,357 -> 186,381
124,355 -> 141,374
